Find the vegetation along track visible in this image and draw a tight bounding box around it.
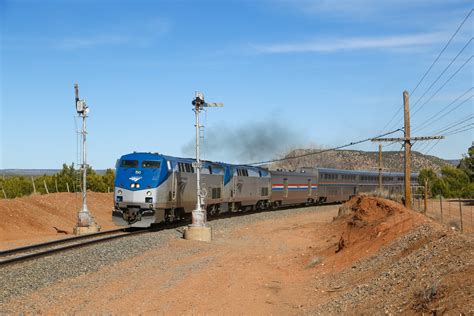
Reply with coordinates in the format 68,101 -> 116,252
0,228 -> 149,266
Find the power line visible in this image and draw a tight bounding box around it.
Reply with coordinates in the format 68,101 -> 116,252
379,9 -> 473,134
443,123 -> 474,136
411,8 -> 473,96
431,114 -> 473,135
424,139 -> 442,155
412,55 -> 473,117
411,87 -> 473,133
444,126 -> 473,136
245,128 -> 403,166
411,37 -> 473,111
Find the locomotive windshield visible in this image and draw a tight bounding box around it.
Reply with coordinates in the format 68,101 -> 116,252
120,160 -> 138,168
142,160 -> 161,168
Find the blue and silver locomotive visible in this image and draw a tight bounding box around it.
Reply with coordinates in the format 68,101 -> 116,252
113,152 -> 272,227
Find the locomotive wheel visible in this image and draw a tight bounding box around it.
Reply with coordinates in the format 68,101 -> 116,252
207,204 -> 220,217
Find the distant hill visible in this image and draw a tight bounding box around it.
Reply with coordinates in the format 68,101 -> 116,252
446,159 -> 461,166
270,149 -> 451,173
1,150 -> 452,176
0,169 -> 110,177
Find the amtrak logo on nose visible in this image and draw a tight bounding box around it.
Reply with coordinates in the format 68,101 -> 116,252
129,176 -> 142,182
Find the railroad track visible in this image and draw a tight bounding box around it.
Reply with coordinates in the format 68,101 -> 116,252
0,228 -> 149,267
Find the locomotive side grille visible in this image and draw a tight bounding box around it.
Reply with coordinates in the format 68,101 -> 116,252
211,187 -> 221,199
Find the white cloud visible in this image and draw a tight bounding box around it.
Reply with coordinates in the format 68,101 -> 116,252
253,32 -> 447,53
273,0 -> 470,17
55,35 -> 131,50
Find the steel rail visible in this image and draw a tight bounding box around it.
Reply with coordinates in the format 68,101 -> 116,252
0,228 -> 127,257
0,229 -> 149,267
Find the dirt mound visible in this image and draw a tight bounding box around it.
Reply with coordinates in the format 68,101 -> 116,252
0,192 -> 118,249
312,224 -> 473,315
321,195 -> 430,269
337,195 -> 407,226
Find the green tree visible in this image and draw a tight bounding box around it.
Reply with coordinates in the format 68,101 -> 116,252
418,168 -> 446,197
458,143 -> 474,181
441,165 -> 470,197
56,163 -> 80,192
102,169 -> 115,192
2,176 -> 34,198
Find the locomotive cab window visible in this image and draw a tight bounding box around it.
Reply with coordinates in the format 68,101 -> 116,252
142,160 -> 161,168
120,160 -> 138,168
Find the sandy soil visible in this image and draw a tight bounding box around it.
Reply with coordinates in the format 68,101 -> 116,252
2,195 -> 472,314
0,192 -> 118,249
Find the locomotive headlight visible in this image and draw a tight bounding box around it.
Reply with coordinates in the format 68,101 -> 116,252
117,189 -> 123,195
136,183 -> 140,189
130,183 -> 135,188
146,191 -> 152,196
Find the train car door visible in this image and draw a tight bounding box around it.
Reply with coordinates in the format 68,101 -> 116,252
171,167 -> 178,207
283,178 -> 289,198
308,179 -> 312,197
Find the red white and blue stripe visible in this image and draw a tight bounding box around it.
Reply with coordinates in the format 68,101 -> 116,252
272,184 -> 318,191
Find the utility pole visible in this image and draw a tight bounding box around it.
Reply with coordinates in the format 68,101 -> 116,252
378,144 -> 383,194
403,91 -> 411,208
183,92 -> 223,242
73,83 -> 100,235
372,91 -> 444,209
424,179 -> 428,214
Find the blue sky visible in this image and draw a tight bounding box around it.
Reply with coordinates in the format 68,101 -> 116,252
1,0 -> 473,169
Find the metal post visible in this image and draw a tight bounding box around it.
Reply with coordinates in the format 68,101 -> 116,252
76,99 -> 93,227
73,83 -> 99,234
423,179 -> 428,214
31,176 -> 36,194
440,196 -> 443,223
43,180 -> 49,194
378,144 -> 382,195
184,92 -> 223,242
403,91 -> 411,208
192,103 -> 205,227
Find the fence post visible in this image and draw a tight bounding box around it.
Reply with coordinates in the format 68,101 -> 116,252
423,180 -> 428,214
31,177 -> 37,194
439,196 -> 443,223
1,186 -> 6,199
43,180 -> 49,194
66,182 -> 70,193
459,198 -> 463,233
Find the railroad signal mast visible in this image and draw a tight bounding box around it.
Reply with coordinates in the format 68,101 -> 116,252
183,92 -> 223,242
73,83 -> 100,235
372,91 -> 444,208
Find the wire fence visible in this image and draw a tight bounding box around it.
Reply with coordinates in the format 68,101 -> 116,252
411,195 -> 474,233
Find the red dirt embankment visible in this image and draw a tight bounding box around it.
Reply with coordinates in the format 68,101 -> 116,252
322,195 -> 429,269
310,195 -> 473,314
0,192 -> 118,249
